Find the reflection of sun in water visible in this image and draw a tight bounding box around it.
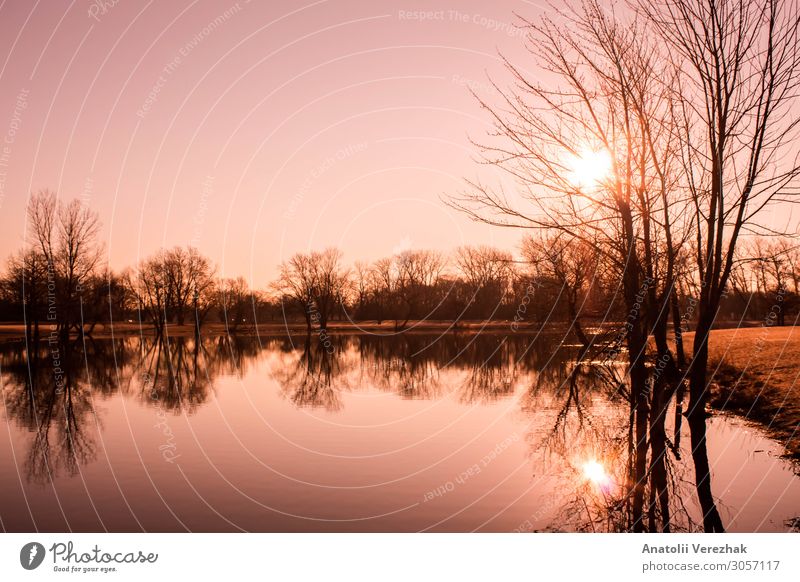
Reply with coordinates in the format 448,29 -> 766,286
582,459 -> 611,489
567,148 -> 612,189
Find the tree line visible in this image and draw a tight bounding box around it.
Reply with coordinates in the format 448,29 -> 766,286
1,190 -> 798,341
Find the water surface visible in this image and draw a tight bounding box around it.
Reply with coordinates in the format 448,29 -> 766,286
0,332 -> 797,532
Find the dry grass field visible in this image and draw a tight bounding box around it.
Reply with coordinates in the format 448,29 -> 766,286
697,326 -> 800,460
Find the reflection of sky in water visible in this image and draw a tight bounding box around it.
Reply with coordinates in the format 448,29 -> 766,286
0,334 -> 797,532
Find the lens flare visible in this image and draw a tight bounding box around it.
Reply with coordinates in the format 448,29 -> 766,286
567,148 -> 612,189
582,459 -> 611,488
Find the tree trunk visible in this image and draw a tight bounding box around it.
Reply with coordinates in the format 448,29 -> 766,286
688,318 -> 725,532
648,362 -> 673,532
671,293 -> 686,455
567,293 -> 590,348
630,351 -> 649,532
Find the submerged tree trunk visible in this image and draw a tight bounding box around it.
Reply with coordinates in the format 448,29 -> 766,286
567,292 -> 590,348
630,349 -> 649,533
623,267 -> 649,532
671,293 -> 686,454
688,317 -> 725,532
648,309 -> 676,532
648,365 -> 674,531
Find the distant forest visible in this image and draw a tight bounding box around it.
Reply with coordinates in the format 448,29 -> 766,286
1,190 -> 797,338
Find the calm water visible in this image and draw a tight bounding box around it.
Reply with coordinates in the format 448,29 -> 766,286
0,331 -> 797,532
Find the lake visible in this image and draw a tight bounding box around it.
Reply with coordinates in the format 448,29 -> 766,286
0,331 -> 797,532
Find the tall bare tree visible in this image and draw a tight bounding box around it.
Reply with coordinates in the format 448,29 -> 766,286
217,277 -> 252,331
275,248 -> 349,333
130,251 -> 170,334
641,0 -> 800,531
129,247 -> 215,334
27,190 -> 103,336
395,250 -> 446,328
310,248 -> 349,332
447,1 -> 689,530
522,234 -> 599,347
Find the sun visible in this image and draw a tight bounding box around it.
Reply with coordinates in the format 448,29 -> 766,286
567,148 -> 612,190
582,459 -> 611,488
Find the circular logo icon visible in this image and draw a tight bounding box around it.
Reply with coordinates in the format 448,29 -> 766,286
20,542 -> 46,570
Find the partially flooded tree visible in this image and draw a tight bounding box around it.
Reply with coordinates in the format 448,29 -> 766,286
448,1 -> 689,531
522,234 -> 600,347
276,248 -> 349,334
641,0 -> 800,532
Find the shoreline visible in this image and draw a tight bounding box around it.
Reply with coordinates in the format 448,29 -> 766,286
0,318 -> 773,340
2,321 -> 796,460
694,327 -> 800,462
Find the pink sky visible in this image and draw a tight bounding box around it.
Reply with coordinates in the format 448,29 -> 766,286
0,0 -> 555,286
2,1 -> 795,288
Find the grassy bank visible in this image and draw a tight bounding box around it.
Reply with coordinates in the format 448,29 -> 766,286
691,326 -> 800,460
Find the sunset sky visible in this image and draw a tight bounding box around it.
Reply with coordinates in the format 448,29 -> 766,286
2,0 -> 796,288
0,0 -> 555,286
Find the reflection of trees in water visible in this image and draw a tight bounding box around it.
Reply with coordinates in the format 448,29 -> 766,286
267,333 -> 563,408
353,332 -> 574,403
0,339 -> 101,483
207,333 -> 262,378
129,336 -> 215,411
271,337 -> 346,411
521,346 -> 704,532
125,334 -> 265,411
0,331 -> 722,529
265,332 -> 581,408
452,336 -> 518,403
354,335 -> 443,400
0,334 -> 233,481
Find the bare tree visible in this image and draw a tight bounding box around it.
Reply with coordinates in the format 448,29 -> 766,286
640,0 -> 800,532
395,250 -> 446,327
218,277 -> 251,331
1,248 -> 49,338
522,234 -> 599,346
129,247 -> 215,334
130,251 -> 170,334
729,237 -> 799,323
313,248 -> 350,332
161,247 -> 215,327
275,248 -> 349,333
276,252 -> 317,332
371,257 -> 397,325
27,190 -> 103,336
454,245 -> 514,320
446,1 -> 690,531
352,261 -> 372,317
